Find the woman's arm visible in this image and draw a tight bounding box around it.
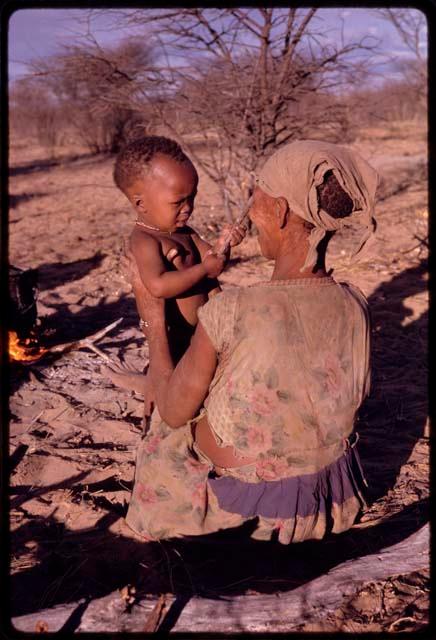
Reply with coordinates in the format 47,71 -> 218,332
142,311 -> 217,427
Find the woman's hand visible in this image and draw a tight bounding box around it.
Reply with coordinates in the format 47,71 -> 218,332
201,221 -> 247,277
121,239 -> 165,336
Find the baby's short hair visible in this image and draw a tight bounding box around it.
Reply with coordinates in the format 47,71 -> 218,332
317,170 -> 354,219
113,135 -> 189,194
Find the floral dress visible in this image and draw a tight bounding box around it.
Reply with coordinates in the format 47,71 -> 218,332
125,276 -> 370,544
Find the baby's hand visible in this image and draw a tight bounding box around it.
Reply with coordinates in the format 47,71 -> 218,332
213,221 -> 248,256
202,250 -> 226,278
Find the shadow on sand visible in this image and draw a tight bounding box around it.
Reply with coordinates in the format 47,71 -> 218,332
9,484 -> 428,625
358,258 -> 428,503
9,151 -> 105,177
35,253 -> 106,292
9,192 -> 49,209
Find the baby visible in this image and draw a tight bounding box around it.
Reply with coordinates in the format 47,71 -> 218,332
105,135 -> 244,421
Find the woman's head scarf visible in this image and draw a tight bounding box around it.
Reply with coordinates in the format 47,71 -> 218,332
256,139 -> 379,272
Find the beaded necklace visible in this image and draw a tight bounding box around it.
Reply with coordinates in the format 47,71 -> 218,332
135,219 -> 169,233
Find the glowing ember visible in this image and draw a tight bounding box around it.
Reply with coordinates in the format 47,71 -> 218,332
9,331 -> 47,362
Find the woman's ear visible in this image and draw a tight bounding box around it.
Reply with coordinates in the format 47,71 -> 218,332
275,197 -> 289,229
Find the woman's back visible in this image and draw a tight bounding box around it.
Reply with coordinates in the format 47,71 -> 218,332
199,276 -> 370,478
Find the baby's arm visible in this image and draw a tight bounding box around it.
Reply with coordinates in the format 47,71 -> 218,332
191,224 -> 247,297
190,232 -> 221,296
130,230 -> 224,299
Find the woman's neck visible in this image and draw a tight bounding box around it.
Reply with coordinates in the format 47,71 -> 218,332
271,229 -> 328,280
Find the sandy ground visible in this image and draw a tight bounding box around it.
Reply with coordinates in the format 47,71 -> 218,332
8,122 -> 428,632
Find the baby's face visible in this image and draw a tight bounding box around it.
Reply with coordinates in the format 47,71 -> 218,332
129,154 -> 198,232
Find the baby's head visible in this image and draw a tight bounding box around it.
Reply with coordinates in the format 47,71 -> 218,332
114,136 -> 198,232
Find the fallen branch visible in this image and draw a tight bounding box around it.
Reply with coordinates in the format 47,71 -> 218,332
38,318 -> 124,366
12,524 -> 429,633
143,594 -> 168,632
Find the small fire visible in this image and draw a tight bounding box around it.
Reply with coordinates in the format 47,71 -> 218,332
9,331 -> 47,362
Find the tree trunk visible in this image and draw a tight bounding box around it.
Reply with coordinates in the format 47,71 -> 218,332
11,524 -> 428,633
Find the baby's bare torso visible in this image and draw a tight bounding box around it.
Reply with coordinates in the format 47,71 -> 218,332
131,226 -> 214,361
160,231 -> 208,324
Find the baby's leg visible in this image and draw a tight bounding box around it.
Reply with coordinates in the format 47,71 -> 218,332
101,360 -> 149,395
102,361 -> 154,435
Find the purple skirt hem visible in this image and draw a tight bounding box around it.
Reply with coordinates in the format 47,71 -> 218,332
207,446 -> 366,519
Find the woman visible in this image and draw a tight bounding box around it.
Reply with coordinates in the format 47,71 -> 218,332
125,140 -> 378,544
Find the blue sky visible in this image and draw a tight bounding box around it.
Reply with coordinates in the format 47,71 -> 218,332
8,7 -> 427,84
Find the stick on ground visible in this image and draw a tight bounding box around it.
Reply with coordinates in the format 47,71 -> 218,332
41,318 -> 124,366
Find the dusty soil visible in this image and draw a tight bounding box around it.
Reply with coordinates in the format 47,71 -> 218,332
8,121 -> 429,632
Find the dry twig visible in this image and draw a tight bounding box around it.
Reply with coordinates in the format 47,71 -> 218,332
40,318 -> 124,366
143,594 -> 168,632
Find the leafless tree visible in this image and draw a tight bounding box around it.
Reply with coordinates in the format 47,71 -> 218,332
14,8 -> 380,219
25,35 -> 159,153
9,79 -> 62,155
85,8 -> 378,218
377,8 -> 427,108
